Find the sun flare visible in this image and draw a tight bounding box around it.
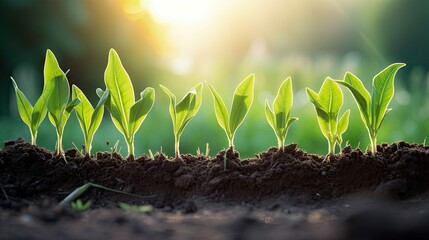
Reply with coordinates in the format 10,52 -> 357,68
141,0 -> 216,26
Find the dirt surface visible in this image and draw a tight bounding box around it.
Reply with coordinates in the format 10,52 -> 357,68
1,139 -> 429,239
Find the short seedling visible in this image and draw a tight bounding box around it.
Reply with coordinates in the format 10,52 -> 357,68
43,50 -> 80,156
70,199 -> 92,212
207,74 -> 255,151
265,77 -> 299,151
307,78 -> 350,155
10,78 -> 47,145
160,83 -> 203,159
98,49 -> 155,158
335,63 -> 405,154
72,85 -> 109,156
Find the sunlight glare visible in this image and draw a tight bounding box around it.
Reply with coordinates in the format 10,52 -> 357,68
141,0 -> 216,25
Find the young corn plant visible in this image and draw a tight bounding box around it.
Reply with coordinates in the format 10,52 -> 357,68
265,77 -> 299,151
207,74 -> 255,151
72,85 -> 109,156
335,63 -> 405,154
10,78 -> 47,145
43,50 -> 80,156
98,49 -> 155,158
306,78 -> 350,155
160,83 -> 203,159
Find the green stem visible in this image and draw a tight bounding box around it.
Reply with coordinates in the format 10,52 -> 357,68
31,130 -> 37,145
174,134 -> 180,159
328,140 -> 335,155
127,139 -> 134,158
228,135 -> 235,152
56,131 -> 63,156
369,133 -> 377,155
278,137 -> 284,151
85,138 -> 92,156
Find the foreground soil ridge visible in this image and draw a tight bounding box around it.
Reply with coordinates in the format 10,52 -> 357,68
1,140 -> 428,206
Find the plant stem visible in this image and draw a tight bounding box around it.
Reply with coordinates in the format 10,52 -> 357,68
228,136 -> 235,152
174,134 -> 180,159
328,140 -> 336,155
278,138 -> 284,152
85,139 -> 92,156
127,139 -> 134,158
369,133 -> 377,155
31,130 -> 37,145
56,131 -> 63,156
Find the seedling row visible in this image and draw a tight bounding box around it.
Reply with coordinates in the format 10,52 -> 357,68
11,49 -> 405,159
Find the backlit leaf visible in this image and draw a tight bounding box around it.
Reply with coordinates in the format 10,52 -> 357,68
372,63 -> 405,129
229,74 -> 254,136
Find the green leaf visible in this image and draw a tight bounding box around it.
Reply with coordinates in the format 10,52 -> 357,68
318,78 -> 342,118
44,51 -> 69,128
72,85 -> 94,138
207,82 -> 229,135
44,50 -> 65,88
372,63 -> 405,129
336,74 -> 371,124
31,95 -> 47,132
177,83 -> 203,135
160,85 -> 177,130
229,74 -> 255,136
338,109 -> 350,136
273,78 -> 293,134
175,90 -> 194,134
265,100 -> 276,134
129,88 -> 155,136
104,49 -> 134,136
89,89 -> 109,139
11,78 -> 33,127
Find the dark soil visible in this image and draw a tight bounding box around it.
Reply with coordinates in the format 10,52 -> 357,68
1,139 -> 429,239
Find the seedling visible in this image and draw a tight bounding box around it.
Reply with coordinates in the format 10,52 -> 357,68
160,83 -> 203,159
43,50 -> 80,156
307,78 -> 350,154
207,74 -> 255,151
98,49 -> 155,158
265,78 -> 299,151
10,77 -> 47,145
335,63 -> 405,154
70,199 -> 92,212
72,85 -> 109,156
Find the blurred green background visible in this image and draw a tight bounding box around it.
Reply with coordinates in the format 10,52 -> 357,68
1,0 -> 428,158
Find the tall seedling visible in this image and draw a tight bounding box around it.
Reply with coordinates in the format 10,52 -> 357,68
335,63 -> 405,154
72,85 -> 109,156
265,78 -> 299,151
207,74 -> 255,151
44,50 -> 80,156
99,49 -> 155,158
306,78 -> 350,154
160,83 -> 203,159
11,77 -> 47,145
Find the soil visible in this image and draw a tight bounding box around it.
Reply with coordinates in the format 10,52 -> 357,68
1,139 -> 429,239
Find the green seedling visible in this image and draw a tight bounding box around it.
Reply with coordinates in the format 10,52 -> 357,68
59,182 -> 156,206
307,78 -> 350,155
43,50 -> 80,156
265,78 -> 299,151
335,63 -> 405,154
10,78 -> 47,145
160,83 -> 203,159
119,203 -> 153,213
98,49 -> 155,158
207,74 -> 255,151
70,199 -> 92,212
72,85 -> 109,156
